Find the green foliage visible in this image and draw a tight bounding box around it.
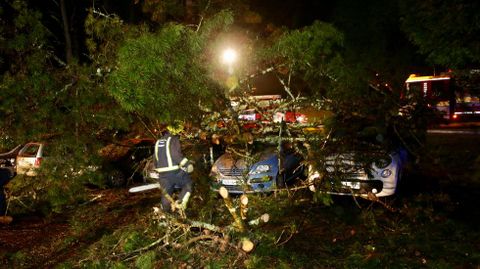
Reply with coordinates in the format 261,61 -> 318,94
111,262 -> 128,269
1,2 -> 129,143
264,20 -> 345,95
8,172 -> 84,216
134,251 -> 156,269
10,251 -> 30,268
108,12 -> 233,124
312,192 -> 334,206
197,9 -> 235,42
1,1 -> 137,216
6,139 -> 105,215
55,261 -> 74,269
123,231 -> 148,252
85,9 -> 145,69
0,1 -> 57,141
400,0 -> 480,68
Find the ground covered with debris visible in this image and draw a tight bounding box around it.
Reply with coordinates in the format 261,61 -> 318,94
0,133 -> 479,268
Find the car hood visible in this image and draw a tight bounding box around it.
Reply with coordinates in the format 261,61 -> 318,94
213,149 -> 278,170
213,152 -> 247,170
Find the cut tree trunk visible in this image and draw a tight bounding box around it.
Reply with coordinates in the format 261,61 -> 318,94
219,187 -> 245,232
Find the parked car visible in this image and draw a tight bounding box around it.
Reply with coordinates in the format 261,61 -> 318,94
210,142 -> 306,194
3,139 -> 155,187
98,138 -> 156,187
16,142 -> 46,176
308,149 -> 407,197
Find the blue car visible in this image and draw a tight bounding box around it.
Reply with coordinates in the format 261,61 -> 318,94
210,144 -> 306,194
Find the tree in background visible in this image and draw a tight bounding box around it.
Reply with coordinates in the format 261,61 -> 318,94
400,0 -> 480,69
0,1 -> 136,213
329,0 -> 423,89
0,0 -> 58,144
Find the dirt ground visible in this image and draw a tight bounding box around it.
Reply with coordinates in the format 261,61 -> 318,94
0,189 -> 160,268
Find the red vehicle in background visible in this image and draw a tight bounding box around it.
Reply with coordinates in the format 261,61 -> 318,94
405,73 -> 480,122
236,95 -> 308,130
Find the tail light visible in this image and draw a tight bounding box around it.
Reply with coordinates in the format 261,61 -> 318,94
34,157 -> 42,167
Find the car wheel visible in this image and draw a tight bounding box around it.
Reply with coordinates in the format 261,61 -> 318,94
108,169 -> 126,188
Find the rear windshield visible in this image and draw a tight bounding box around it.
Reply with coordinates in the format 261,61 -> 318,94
19,144 -> 40,157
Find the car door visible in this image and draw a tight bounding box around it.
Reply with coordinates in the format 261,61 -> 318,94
16,143 -> 44,176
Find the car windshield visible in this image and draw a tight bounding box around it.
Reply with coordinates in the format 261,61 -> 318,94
223,142 -> 289,165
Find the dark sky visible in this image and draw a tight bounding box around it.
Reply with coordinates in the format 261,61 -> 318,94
245,0 -> 426,91
19,0 -> 426,89
248,0 -> 335,28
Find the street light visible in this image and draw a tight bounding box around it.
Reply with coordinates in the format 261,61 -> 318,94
222,48 -> 237,64
222,48 -> 237,74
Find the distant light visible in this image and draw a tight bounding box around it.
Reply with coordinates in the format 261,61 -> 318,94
222,48 -> 237,64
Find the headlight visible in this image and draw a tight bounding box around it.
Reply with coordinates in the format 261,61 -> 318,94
249,164 -> 270,175
250,175 -> 272,183
381,169 -> 392,178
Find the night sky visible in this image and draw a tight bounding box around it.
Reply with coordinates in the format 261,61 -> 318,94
14,0 -> 449,88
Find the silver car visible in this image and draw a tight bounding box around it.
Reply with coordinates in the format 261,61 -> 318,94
308,150 -> 407,197
16,142 -> 46,176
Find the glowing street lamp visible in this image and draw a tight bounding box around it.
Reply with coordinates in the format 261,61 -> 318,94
222,48 -> 237,64
222,48 -> 237,74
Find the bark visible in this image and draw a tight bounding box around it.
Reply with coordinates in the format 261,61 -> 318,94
60,0 -> 73,65
219,187 -> 245,232
184,0 -> 195,23
248,213 -> 270,226
241,238 -> 254,252
240,194 -> 248,220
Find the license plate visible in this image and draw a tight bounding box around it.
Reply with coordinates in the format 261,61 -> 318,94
341,181 -> 360,189
222,179 -> 239,185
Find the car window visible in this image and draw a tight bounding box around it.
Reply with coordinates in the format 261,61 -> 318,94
19,144 -> 40,157
130,146 -> 153,160
41,146 -> 48,157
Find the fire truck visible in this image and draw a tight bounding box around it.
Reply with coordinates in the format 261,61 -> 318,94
405,73 -> 480,122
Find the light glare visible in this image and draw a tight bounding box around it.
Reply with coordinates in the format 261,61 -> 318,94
222,48 -> 237,64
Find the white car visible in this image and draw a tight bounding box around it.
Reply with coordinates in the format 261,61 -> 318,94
308,150 -> 407,197
16,142 -> 46,176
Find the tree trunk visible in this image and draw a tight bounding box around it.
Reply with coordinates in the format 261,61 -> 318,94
60,0 -> 73,65
184,0 -> 194,23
